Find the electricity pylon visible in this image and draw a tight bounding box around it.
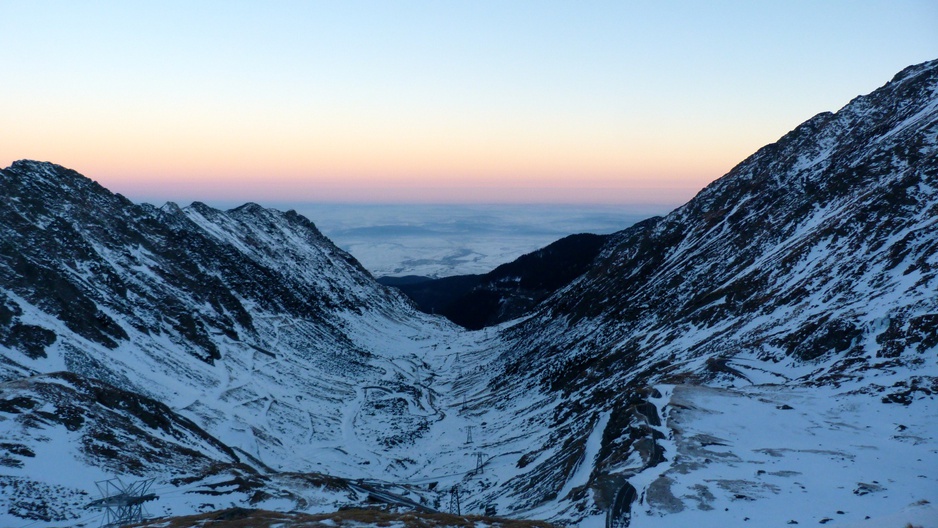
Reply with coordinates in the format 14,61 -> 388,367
86,477 -> 157,528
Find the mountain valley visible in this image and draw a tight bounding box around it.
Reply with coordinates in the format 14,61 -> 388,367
2,59 -> 938,528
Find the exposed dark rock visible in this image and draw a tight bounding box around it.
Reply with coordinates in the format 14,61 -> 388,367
382,233 -> 610,329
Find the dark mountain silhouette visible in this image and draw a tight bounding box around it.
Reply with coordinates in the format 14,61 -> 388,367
379,233 -> 610,329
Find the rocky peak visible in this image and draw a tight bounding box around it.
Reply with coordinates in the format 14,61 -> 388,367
501,58 -> 938,398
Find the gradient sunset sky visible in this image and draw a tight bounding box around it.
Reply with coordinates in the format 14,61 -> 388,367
2,1 -> 936,205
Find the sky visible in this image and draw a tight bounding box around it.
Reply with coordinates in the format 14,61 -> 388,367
1,1 -> 936,205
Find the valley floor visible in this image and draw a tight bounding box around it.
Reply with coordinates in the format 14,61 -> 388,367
2,312 -> 937,528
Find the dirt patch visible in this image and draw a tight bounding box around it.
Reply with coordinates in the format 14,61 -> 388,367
128,507 -> 561,527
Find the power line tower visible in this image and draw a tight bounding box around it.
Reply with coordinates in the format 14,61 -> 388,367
449,485 -> 461,515
86,477 -> 157,527
475,452 -> 484,473
465,425 -> 474,444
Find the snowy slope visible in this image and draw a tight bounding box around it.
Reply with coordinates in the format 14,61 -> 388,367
0,162 -> 473,524
629,384 -> 937,528
457,59 -> 938,525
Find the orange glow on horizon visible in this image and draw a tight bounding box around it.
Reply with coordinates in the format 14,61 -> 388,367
81,164 -> 716,205
3,2 -> 935,207
0,143 -> 729,205
4,118 -> 738,205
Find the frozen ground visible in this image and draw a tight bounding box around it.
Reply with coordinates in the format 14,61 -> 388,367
628,384 -> 938,528
282,203 -> 667,277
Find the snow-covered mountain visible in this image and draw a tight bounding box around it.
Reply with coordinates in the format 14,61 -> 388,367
2,58 -> 937,528
501,58 -> 938,395
0,162 -> 471,524
482,57 -> 938,526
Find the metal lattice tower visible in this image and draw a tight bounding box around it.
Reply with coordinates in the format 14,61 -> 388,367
86,477 -> 157,528
465,425 -> 474,444
449,485 -> 461,515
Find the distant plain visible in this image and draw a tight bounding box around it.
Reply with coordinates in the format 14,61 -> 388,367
280,203 -> 671,278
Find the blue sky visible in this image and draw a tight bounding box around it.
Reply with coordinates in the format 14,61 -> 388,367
2,1 -> 936,204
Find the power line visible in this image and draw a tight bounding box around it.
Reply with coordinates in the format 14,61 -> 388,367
13,517 -> 43,528
16,509 -> 106,528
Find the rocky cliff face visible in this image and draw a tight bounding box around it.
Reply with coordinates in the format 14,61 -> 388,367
1,59 -> 937,528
